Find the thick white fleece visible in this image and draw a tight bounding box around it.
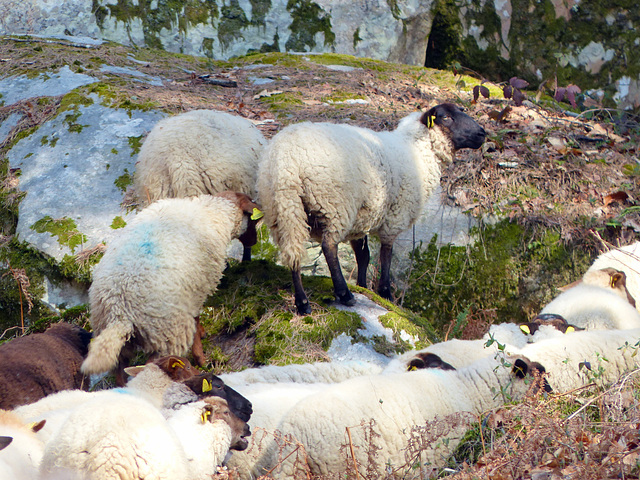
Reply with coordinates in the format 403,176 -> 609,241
254,354 -> 538,478
516,327 -> 640,393
134,110 -> 267,204
82,195 -> 248,375
256,113 -> 452,271
585,242 -> 640,310
15,364 -> 196,445
0,410 -> 44,480
383,322 -> 529,372
219,360 -> 383,387
540,283 -> 640,330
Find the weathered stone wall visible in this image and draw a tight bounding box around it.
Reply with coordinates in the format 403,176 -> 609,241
2,1 -> 639,105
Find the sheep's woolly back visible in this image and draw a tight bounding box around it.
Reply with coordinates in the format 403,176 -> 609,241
540,284 -> 640,330
0,409 -> 44,480
0,322 -> 91,409
134,110 -> 267,204
585,242 -> 640,310
383,322 -> 528,373
40,393 -> 191,480
258,354 -> 537,478
516,328 -> 640,393
83,195 -> 246,375
256,113 -> 447,271
219,360 -> 382,387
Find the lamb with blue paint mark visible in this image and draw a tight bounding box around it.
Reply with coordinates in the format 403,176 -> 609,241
81,192 -> 260,384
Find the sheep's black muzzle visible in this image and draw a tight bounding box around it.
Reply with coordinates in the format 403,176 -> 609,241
423,103 -> 487,151
183,373 -> 253,422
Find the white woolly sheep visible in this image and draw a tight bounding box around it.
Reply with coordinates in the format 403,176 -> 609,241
0,409 -> 46,480
383,322 -> 529,373
0,322 -> 92,410
516,327 -> 640,393
256,103 -> 486,314
134,109 -> 268,261
583,245 -> 640,307
252,354 -> 545,478
539,283 -> 640,330
39,393 -> 249,480
219,359 -> 383,387
81,192 -> 260,384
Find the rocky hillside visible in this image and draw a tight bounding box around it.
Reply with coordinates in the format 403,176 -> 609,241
0,35 -> 639,367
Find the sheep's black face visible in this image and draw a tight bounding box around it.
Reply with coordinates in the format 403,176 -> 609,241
422,103 -> 486,150
183,373 -> 253,422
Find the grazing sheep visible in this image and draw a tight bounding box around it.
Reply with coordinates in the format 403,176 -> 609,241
539,283 -> 640,330
39,393 -> 250,480
584,242 -> 640,310
0,322 -> 92,410
256,103 -> 486,314
0,410 -> 46,480
81,192 -> 261,384
254,355 -> 545,478
134,109 -> 268,261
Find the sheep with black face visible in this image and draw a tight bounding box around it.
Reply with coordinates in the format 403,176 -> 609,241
256,103 -> 486,314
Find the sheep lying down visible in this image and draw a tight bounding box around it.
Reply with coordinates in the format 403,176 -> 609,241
257,103 -> 486,314
246,355 -> 546,479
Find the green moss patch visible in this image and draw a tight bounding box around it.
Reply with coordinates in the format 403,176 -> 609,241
30,216 -> 87,254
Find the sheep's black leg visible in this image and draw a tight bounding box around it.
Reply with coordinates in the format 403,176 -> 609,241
350,236 -> 370,288
292,269 -> 312,315
238,219 -> 258,262
378,242 -> 394,300
322,238 -> 356,307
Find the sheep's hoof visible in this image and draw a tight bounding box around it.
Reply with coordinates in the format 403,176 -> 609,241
296,298 -> 312,315
338,291 -> 356,307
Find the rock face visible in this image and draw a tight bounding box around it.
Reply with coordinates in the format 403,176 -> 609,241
2,1 -> 638,108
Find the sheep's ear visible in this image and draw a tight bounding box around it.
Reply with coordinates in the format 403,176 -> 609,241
0,436 -> 12,451
610,271 -> 625,289
512,358 -> 529,379
565,326 -> 575,333
124,365 -> 145,377
519,324 -> 531,335
28,419 -> 46,433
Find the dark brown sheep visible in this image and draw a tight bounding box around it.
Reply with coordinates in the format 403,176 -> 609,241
0,322 -> 92,409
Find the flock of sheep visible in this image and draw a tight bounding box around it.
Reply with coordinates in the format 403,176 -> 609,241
1,104 -> 639,479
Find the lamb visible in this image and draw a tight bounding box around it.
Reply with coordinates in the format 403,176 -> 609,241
256,103 -> 486,314
81,192 -> 261,384
253,354 -> 546,478
0,322 -> 92,410
134,109 -> 268,261
0,409 -> 46,480
539,282 -> 640,330
39,393 -> 250,480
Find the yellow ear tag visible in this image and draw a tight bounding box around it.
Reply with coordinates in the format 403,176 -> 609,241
201,410 -> 211,424
520,325 -> 531,335
202,378 -> 213,393
409,366 -> 417,371
171,359 -> 185,369
27,422 -> 38,430
251,208 -> 264,221
610,277 -> 616,288
426,115 -> 435,128
565,326 -> 575,333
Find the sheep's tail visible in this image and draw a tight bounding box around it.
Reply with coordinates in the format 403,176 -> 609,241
258,157 -> 309,272
80,321 -> 134,375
